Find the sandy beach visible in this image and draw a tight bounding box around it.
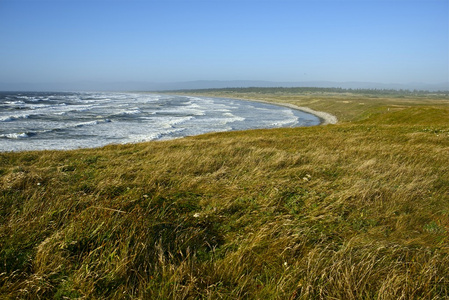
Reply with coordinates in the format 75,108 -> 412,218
272,103 -> 338,125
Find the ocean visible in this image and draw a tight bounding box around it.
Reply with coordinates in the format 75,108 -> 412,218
0,92 -> 320,152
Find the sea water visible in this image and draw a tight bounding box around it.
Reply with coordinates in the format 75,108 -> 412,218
0,92 -> 320,152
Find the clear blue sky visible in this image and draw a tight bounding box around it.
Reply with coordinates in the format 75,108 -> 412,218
0,0 -> 448,87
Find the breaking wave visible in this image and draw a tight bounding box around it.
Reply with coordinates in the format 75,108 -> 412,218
0,92 -> 321,152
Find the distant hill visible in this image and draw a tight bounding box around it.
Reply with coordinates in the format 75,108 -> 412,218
1,80 -> 448,92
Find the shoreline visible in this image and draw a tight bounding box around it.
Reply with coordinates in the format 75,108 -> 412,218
189,94 -> 338,125
174,93 -> 338,125
248,99 -> 338,125
2,93 -> 338,152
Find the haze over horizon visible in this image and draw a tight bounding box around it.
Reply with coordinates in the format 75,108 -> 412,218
1,0 -> 448,91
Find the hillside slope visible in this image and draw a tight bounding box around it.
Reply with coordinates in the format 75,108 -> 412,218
1,90 -> 449,299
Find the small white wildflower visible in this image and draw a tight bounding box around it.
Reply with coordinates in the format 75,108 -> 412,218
193,213 -> 201,218
284,262 -> 288,267
37,182 -> 41,186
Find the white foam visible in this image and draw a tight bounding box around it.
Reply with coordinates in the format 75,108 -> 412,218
157,106 -> 206,116
26,103 -> 87,116
4,100 -> 25,105
0,92 -> 322,152
0,114 -> 30,122
27,104 -> 52,109
270,110 -> 299,127
74,119 -> 111,127
126,128 -> 186,143
271,117 -> 299,127
0,132 -> 29,139
117,108 -> 142,116
162,116 -> 194,128
221,112 -> 246,123
128,132 -> 163,142
156,100 -> 206,116
71,105 -> 96,112
220,114 -> 246,124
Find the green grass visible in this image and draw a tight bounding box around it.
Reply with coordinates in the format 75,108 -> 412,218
1,89 -> 449,299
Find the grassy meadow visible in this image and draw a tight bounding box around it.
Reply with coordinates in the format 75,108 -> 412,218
1,88 -> 449,299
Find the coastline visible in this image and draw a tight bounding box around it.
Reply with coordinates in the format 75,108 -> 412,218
260,101 -> 338,125
175,93 -> 338,125
205,95 -> 338,125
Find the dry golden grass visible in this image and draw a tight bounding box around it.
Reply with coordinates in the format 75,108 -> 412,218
1,89 -> 448,298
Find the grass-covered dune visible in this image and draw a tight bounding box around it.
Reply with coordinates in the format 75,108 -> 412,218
1,89 -> 449,299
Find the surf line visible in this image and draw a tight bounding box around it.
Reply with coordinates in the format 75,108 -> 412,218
223,97 -> 338,125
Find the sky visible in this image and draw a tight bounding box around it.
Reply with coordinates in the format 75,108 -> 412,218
0,0 -> 448,89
